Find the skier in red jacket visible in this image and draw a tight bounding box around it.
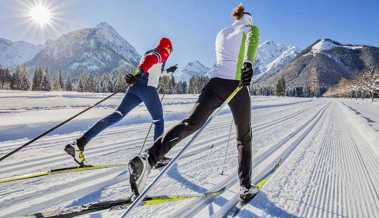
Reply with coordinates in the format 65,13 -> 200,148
65,37 -> 177,166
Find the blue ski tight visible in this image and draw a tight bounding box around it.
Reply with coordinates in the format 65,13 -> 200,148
81,74 -> 164,148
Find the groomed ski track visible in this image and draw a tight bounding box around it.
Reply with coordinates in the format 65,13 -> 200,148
0,94 -> 378,218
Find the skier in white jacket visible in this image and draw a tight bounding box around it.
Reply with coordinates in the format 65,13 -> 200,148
129,4 -> 260,201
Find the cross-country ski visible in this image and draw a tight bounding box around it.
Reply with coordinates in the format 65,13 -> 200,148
1,1 -> 379,218
29,188 -> 225,218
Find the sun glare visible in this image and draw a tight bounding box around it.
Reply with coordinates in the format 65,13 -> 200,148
14,0 -> 65,41
28,3 -> 52,28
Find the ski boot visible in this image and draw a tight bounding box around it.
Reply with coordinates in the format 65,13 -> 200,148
64,137 -> 87,166
154,156 -> 171,169
128,152 -> 152,197
240,185 -> 259,202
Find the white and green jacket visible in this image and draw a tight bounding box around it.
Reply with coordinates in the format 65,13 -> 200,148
211,15 -> 260,80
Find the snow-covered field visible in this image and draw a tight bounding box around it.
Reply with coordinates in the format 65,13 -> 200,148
0,90 -> 378,218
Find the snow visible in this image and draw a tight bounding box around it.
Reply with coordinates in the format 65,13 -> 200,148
0,91 -> 378,218
311,39 -> 365,55
339,99 -> 379,157
312,39 -> 339,53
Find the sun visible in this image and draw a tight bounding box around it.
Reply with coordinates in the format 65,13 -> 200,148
28,3 -> 52,28
14,0 -> 65,40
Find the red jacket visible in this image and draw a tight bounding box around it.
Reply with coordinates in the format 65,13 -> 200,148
139,38 -> 173,74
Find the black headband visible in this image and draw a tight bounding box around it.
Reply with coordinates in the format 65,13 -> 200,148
243,12 -> 252,17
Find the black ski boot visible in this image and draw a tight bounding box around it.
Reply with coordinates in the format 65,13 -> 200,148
240,185 -> 259,202
128,153 -> 152,197
64,137 -> 87,166
154,156 -> 171,169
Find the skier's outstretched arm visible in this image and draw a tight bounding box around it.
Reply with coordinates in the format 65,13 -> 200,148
245,25 -> 260,65
240,26 -> 259,87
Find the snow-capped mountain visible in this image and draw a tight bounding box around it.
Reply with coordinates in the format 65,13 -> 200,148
0,38 -> 42,67
175,60 -> 210,82
259,46 -> 300,79
25,22 -> 140,77
254,41 -> 300,80
257,38 -> 379,95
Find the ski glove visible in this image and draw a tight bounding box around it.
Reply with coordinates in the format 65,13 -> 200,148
125,73 -> 137,84
240,62 -> 253,87
166,65 -> 178,73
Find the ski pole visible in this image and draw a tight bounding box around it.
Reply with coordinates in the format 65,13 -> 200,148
120,86 -> 242,218
138,94 -> 166,154
220,119 -> 234,175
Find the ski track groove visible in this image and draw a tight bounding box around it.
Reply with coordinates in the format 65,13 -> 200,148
259,102 -> 379,218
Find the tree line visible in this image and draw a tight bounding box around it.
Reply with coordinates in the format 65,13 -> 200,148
0,65 -> 210,94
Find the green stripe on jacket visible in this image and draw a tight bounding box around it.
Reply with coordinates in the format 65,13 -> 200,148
235,25 -> 260,80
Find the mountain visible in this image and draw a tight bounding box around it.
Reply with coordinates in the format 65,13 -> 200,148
174,60 -> 210,82
254,41 -> 300,80
0,38 -> 42,67
25,22 -> 140,78
257,39 -> 379,95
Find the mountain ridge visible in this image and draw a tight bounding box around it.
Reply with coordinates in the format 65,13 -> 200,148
256,38 -> 379,96
24,22 -> 141,78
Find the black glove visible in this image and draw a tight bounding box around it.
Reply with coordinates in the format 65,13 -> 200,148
166,65 -> 178,73
240,62 -> 253,87
125,73 -> 137,84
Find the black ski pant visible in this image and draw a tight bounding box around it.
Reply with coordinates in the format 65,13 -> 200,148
147,78 -> 252,188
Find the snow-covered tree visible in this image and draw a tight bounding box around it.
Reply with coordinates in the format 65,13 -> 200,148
0,67 -> 12,89
40,69 -> 52,91
353,66 -> 378,101
11,65 -> 30,90
114,72 -> 128,93
176,81 -> 187,94
87,75 -> 97,92
97,74 -> 114,93
188,75 -> 209,94
104,74 -> 114,92
78,74 -> 89,92
345,65 -> 379,101
275,76 -> 286,96
65,77 -> 73,91
32,67 -> 44,91
58,71 -> 65,90
159,76 -> 176,94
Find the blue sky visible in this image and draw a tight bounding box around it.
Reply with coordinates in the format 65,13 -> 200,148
0,0 -> 378,67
